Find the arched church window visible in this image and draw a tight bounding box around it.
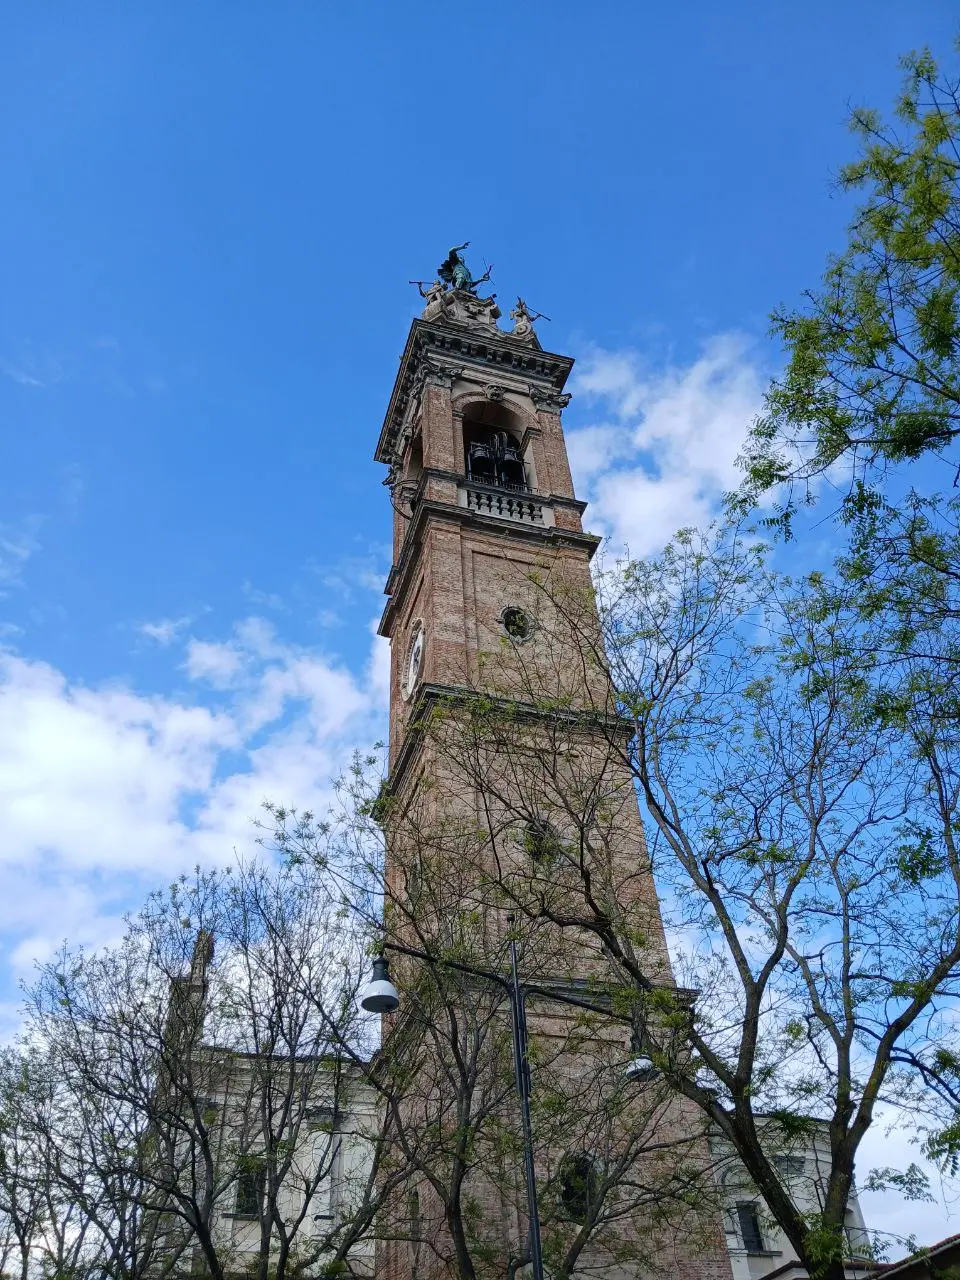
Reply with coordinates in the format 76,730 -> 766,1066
558,1152 -> 599,1223
523,818 -> 562,863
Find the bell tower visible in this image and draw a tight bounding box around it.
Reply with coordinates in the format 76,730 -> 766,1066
373,250 -> 733,1280
377,269 -> 595,767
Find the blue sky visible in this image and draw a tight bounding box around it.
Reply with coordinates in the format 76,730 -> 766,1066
3,2 -> 959,1248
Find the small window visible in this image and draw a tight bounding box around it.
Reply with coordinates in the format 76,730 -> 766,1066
773,1154 -> 805,1177
559,1153 -> 599,1223
501,606 -> 532,641
235,1164 -> 266,1218
523,819 -> 561,863
306,1105 -> 339,1132
197,1096 -> 218,1126
736,1202 -> 764,1253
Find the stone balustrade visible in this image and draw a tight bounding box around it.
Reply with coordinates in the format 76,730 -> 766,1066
458,482 -> 555,527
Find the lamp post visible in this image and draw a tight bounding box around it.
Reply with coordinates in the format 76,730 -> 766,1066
361,940 -> 545,1280
506,932 -> 544,1280
360,937 -> 658,1280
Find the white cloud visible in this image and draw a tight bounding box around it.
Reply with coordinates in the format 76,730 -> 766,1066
141,615 -> 193,645
857,1106 -> 958,1256
0,351 -> 62,389
234,616 -> 283,659
1,363 -> 43,388
242,580 -> 285,611
185,638 -> 245,687
368,626 -> 391,711
568,334 -> 766,555
315,549 -> 392,601
0,620 -> 387,974
0,654 -> 237,875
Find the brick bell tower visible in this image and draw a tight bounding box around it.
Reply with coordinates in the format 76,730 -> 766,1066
373,249 -> 732,1280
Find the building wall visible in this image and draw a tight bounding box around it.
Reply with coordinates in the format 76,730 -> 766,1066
200,1059 -> 378,1277
711,1124 -> 872,1280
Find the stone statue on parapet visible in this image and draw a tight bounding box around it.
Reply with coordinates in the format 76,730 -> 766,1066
437,242 -> 493,293
510,296 -> 549,339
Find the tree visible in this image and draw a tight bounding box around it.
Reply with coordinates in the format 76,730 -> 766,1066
23,859 -> 393,1280
266,770 -> 731,1280
590,529 -> 960,1274
706,42 -> 960,1266
0,1045 -> 104,1280
742,43 -> 960,504
292,527 -> 960,1280
4,812 -> 725,1280
738,44 -> 960,705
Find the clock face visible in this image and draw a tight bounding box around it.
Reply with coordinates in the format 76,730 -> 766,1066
402,625 -> 424,699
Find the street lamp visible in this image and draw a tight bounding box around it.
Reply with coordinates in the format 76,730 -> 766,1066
358,938 -> 661,1280
624,1055 -> 658,1083
359,954 -> 400,1014
360,938 -> 545,1280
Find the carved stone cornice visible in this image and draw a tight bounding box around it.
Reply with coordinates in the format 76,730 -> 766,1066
386,681 -> 632,799
529,385 -> 572,413
407,358 -> 464,407
423,359 -> 464,391
375,320 -> 575,466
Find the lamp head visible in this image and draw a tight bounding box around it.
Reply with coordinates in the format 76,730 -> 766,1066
625,1055 -> 659,1084
360,954 -> 400,1014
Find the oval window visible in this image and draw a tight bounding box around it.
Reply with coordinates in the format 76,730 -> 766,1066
501,606 -> 532,641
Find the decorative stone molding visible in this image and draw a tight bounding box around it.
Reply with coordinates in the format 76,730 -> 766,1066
439,289 -> 501,334
427,363 -> 464,390
529,385 -> 572,412
375,322 -> 574,466
457,483 -> 555,528
483,383 -> 506,401
411,359 -> 464,400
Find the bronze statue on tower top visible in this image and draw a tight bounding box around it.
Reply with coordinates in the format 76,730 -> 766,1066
436,241 -> 493,293
410,247 -> 541,348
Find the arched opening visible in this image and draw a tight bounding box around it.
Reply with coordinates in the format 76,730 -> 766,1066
405,433 -> 423,484
462,401 -> 528,492
558,1152 -> 599,1223
523,817 -> 562,863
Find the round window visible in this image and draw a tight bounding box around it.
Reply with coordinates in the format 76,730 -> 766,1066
501,606 -> 532,641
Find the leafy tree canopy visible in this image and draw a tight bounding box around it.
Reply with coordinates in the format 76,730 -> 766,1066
741,43 -> 960,516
